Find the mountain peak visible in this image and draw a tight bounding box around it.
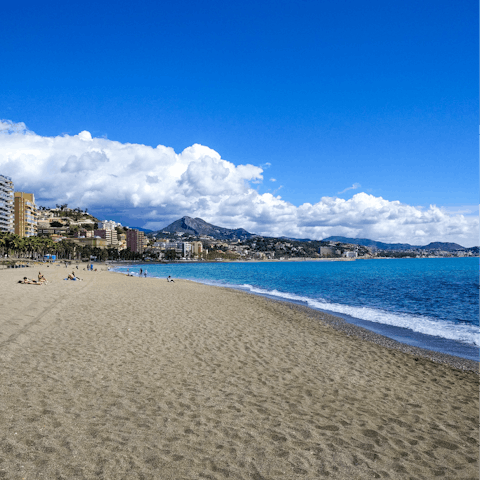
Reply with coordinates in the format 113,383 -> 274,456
155,217 -> 254,240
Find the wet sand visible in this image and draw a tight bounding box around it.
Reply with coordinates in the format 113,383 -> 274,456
0,264 -> 478,479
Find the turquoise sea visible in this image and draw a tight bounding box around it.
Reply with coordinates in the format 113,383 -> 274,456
113,258 -> 479,361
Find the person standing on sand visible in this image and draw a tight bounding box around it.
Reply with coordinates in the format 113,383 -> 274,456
140,268 -> 143,276
144,270 -> 147,278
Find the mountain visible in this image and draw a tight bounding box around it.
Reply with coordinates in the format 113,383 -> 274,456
418,242 -> 466,252
152,221 -> 471,249
322,236 -> 466,251
155,216 -> 255,240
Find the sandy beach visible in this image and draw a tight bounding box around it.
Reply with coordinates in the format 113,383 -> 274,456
0,263 -> 478,479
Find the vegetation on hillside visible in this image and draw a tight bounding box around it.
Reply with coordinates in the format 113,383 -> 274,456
38,204 -> 98,223
0,232 -> 142,262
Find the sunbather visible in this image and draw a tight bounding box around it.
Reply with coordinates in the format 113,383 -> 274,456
18,277 -> 42,285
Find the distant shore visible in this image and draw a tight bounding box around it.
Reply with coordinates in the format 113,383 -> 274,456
105,255 -> 478,267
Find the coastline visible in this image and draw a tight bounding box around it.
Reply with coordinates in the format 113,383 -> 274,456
0,264 -> 478,478
248,297 -> 479,373
110,260 -> 480,365
105,255 -> 479,267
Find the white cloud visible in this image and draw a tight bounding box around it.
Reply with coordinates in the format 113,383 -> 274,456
270,178 -> 276,182
338,182 -> 361,194
1,120 -> 478,246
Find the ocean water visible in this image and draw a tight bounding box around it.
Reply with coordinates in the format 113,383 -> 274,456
113,258 -> 479,361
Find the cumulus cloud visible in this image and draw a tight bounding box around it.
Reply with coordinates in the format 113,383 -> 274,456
338,182 -> 361,194
1,120 -> 478,246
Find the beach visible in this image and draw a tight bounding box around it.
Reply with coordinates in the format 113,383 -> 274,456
0,264 -> 478,479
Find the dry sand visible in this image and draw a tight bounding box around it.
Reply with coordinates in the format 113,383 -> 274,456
0,263 -> 478,479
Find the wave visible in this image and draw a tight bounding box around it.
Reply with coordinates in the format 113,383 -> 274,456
199,279 -> 480,347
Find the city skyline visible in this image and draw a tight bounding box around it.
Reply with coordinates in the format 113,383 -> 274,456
0,0 -> 477,246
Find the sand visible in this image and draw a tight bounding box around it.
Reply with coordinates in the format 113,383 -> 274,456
0,263 -> 478,479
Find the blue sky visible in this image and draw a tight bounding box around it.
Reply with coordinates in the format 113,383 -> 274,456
0,1 -> 478,245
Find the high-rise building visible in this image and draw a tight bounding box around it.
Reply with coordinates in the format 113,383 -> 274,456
126,229 -> 145,253
0,175 -> 14,233
191,241 -> 203,256
94,228 -> 119,245
14,192 -> 37,237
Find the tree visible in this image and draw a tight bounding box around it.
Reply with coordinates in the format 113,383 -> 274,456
164,249 -> 177,260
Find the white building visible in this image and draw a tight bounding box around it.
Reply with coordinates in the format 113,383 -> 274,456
0,175 -> 14,233
155,241 -> 193,257
98,220 -> 122,230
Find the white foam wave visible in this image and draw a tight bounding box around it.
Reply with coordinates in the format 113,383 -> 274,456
238,284 -> 480,347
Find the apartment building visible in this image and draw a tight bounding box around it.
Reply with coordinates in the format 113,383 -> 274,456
126,229 -> 145,253
191,241 -> 203,256
0,175 -> 14,233
94,228 -> 119,246
14,192 -> 37,237
97,220 -> 122,230
156,241 -> 193,257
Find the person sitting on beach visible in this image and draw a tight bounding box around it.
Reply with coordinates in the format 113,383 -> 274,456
167,275 -> 174,283
66,271 -> 82,281
67,271 -> 78,281
38,272 -> 46,283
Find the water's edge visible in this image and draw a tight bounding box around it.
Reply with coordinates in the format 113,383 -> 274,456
109,267 -> 479,367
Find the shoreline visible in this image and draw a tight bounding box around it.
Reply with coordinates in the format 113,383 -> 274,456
1,264 -> 478,478
265,299 -> 479,373
109,265 -> 479,370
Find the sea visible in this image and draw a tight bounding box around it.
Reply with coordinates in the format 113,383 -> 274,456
113,258 -> 479,361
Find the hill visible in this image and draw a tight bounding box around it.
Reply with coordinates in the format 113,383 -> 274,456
418,242 -> 466,252
322,236 -> 466,251
155,216 -> 254,240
